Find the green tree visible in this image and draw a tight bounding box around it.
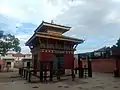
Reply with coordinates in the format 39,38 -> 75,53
0,32 -> 21,56
116,38 -> 120,48
111,45 -> 117,49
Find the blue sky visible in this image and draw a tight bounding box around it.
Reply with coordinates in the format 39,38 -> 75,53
0,0 -> 120,54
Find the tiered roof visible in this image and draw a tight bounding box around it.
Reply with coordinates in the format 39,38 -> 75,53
26,21 -> 84,46
34,21 -> 71,33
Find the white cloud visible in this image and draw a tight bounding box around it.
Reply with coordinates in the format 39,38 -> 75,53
20,46 -> 31,54
15,34 -> 33,53
112,0 -> 120,2
68,0 -> 86,6
55,0 -> 120,53
16,34 -> 32,42
104,10 -> 120,24
0,0 -> 69,24
1,0 -> 120,53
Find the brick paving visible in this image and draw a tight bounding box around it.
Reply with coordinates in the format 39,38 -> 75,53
0,72 -> 120,90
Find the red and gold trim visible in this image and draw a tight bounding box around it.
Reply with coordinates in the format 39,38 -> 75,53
39,49 -> 74,54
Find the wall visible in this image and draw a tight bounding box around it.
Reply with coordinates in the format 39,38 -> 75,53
118,60 -> 120,76
116,59 -> 120,76
81,59 -> 116,73
32,52 -> 74,70
32,52 -> 55,70
64,54 -> 74,69
91,59 -> 116,73
39,52 -> 54,62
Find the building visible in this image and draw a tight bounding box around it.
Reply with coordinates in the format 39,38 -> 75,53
1,52 -> 16,70
111,48 -> 120,76
1,51 -> 32,71
22,54 -> 32,68
0,60 -> 3,71
75,46 -> 120,76
26,21 -> 84,73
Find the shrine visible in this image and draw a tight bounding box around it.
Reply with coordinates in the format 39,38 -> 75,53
25,21 -> 84,81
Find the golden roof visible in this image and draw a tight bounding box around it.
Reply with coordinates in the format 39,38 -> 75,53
26,21 -> 84,46
26,32 -> 84,46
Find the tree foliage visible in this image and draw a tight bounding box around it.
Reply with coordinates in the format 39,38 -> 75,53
116,38 -> 120,48
0,31 -> 21,56
111,45 -> 117,49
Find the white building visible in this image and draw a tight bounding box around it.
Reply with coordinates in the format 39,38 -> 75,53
1,51 -> 32,71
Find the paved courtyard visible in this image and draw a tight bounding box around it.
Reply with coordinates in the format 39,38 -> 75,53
0,71 -> 120,90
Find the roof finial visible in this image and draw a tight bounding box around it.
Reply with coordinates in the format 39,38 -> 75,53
51,20 -> 54,24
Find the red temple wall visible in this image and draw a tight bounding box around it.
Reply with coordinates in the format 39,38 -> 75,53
39,52 -> 54,62
32,51 -> 75,70
39,52 -> 54,70
64,53 -> 74,69
39,52 -> 74,69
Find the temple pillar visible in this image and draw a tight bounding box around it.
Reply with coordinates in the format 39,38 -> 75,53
49,61 -> 53,81
87,55 -> 92,77
40,62 -> 43,82
78,55 -> 83,78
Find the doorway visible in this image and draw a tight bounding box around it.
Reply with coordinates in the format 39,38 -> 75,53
53,54 -> 65,74
27,62 -> 30,68
6,62 -> 11,67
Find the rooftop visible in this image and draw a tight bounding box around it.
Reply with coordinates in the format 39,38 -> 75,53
26,32 -> 84,46
34,21 -> 71,33
26,21 -> 84,46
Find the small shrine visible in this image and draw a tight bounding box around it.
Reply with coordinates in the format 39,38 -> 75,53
26,21 -> 84,78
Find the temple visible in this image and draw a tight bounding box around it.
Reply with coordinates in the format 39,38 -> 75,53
26,21 -> 84,74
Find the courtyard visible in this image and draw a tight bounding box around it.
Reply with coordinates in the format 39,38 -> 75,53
0,71 -> 120,90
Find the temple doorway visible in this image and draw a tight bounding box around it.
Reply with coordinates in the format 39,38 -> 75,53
53,54 -> 65,74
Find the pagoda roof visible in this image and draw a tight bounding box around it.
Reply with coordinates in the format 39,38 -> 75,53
34,21 -> 71,33
26,32 -> 84,46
